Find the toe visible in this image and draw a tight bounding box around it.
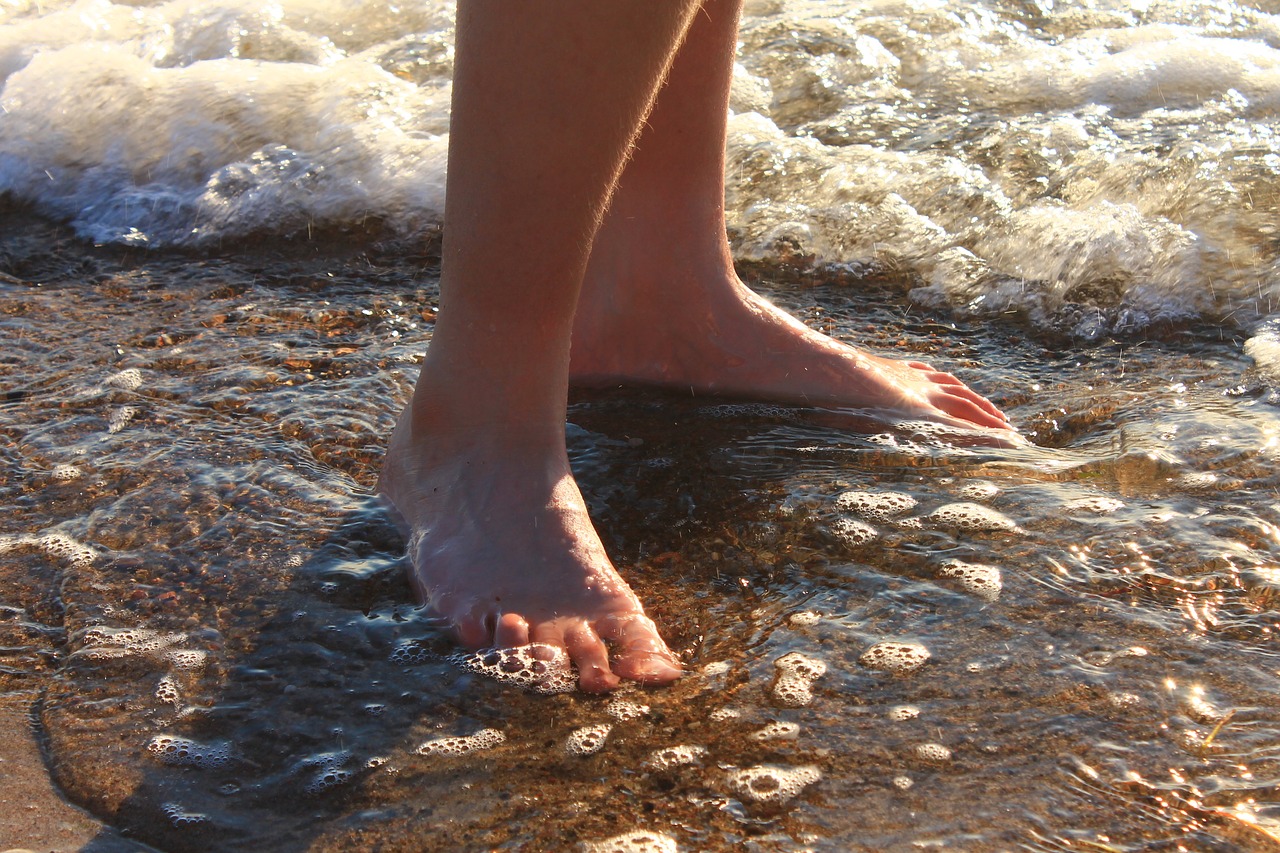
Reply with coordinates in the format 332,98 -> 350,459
564,622 -> 620,693
455,611 -> 493,649
596,612 -> 682,685
494,612 -> 530,647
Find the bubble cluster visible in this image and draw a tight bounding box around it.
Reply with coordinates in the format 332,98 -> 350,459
301,752 -> 353,794
166,649 -> 208,670
709,707 -> 741,722
923,503 -> 1020,533
162,802 -> 210,828
51,463 -> 83,481
892,775 -> 914,791
859,641 -> 931,675
772,652 -> 827,707
645,744 -> 708,772
389,640 -> 432,666
449,644 -> 576,694
1063,496 -> 1126,514
105,368 -> 145,390
416,728 -> 506,757
37,533 -> 97,567
958,482 -> 1000,500
108,405 -> 138,433
829,516 -> 879,546
605,697 -> 650,721
887,705 -> 920,721
155,675 -> 181,705
834,490 -> 918,521
788,610 -> 822,627
937,559 -> 1004,602
147,735 -> 232,769
582,830 -> 679,853
565,724 -> 612,757
79,625 -> 177,660
914,742 -> 953,763
725,764 -> 821,804
751,721 -> 801,741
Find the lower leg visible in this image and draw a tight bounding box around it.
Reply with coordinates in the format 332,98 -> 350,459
380,1 -> 698,691
570,0 -> 1011,431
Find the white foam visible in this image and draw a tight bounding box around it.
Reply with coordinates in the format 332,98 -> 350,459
829,516 -> 879,547
914,742 -> 952,763
1,0 -> 1273,332
771,651 -> 827,708
645,744 -> 708,772
936,559 -> 1003,602
565,724 -> 612,757
605,697 -> 650,721
887,705 -> 920,721
582,830 -> 679,853
922,503 -> 1021,534
449,644 -> 576,694
724,764 -> 821,804
750,721 -> 800,741
834,490 -> 918,521
147,735 -> 232,769
416,728 -> 505,758
859,641 -> 931,675
162,802 -> 210,828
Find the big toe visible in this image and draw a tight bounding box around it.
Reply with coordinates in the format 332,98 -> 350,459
596,612 -> 682,685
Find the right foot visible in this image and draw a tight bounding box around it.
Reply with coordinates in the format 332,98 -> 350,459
377,404 -> 682,693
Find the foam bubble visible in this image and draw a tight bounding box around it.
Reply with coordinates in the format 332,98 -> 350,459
645,744 -> 708,772
107,405 -> 138,433
155,675 -> 181,706
605,697 -> 650,721
37,532 -> 96,567
416,728 -> 505,757
750,721 -> 801,741
829,516 -> 879,546
581,830 -> 679,853
302,752 -> 353,794
104,368 -> 144,390
389,640 -> 433,666
892,775 -> 914,791
1064,496 -> 1126,514
565,724 -> 612,757
922,502 -> 1020,533
887,705 -> 920,721
162,802 -> 210,828
147,735 -> 232,769
788,610 -> 822,627
914,742 -> 952,763
834,490 -> 918,521
51,463 -> 83,481
958,482 -> 1000,500
772,652 -> 827,708
936,559 -> 1003,602
78,625 -> 177,660
859,641 -> 931,675
725,764 -> 821,804
166,649 -> 208,670
449,644 -> 576,694
709,707 -> 741,722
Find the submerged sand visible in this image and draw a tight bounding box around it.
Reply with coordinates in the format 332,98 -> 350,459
4,210 -> 1280,851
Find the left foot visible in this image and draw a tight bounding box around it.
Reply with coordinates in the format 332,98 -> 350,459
570,262 -> 1012,432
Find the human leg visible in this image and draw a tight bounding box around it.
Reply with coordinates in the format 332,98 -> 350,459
570,0 -> 1011,432
379,1 -> 698,691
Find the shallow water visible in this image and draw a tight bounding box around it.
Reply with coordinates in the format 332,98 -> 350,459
4,215 -> 1280,851
6,0 -> 1280,849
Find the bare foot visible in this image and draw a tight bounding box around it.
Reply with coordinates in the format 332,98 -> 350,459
570,262 -> 1013,433
377,403 -> 682,693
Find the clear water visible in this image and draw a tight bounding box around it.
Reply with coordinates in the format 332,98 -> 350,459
3,0 -> 1280,851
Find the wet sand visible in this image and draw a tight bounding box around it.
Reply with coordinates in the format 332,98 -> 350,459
5,207 -> 1280,851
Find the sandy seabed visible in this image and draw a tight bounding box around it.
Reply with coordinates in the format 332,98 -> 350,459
4,209 -> 1280,852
